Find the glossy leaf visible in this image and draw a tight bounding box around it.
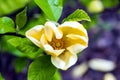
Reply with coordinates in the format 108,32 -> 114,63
62,9 -> 91,23
28,56 -> 57,80
8,37 -> 43,58
0,17 -> 15,34
16,7 -> 27,30
34,0 -> 63,21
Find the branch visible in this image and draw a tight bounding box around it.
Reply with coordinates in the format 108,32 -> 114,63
0,32 -> 25,38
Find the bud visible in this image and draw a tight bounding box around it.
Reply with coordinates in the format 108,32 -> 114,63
87,0 -> 104,13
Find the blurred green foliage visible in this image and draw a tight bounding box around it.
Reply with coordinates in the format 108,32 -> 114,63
79,0 -> 119,29
0,73 -> 4,80
14,58 -> 28,73
101,0 -> 119,8
0,17 -> 15,34
80,0 -> 119,14
0,0 -> 29,16
80,0 -> 119,9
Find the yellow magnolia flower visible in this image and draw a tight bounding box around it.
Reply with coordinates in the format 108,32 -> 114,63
26,21 -> 88,70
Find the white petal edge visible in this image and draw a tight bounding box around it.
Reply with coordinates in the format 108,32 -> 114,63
32,25 -> 44,31
26,37 -> 42,47
67,44 -> 87,54
45,21 -> 63,39
51,56 -> 66,69
64,54 -> 77,70
44,44 -> 65,57
25,25 -> 44,48
26,25 -> 44,36
51,52 -> 77,70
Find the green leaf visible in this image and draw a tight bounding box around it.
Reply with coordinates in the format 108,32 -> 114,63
0,73 -> 5,80
0,35 -> 14,52
0,35 -> 28,57
0,0 -> 29,16
0,17 -> 15,34
28,56 -> 57,80
82,14 -> 99,29
52,71 -> 62,80
8,37 -> 43,59
18,13 -> 47,35
34,0 -> 63,21
14,58 -> 28,73
0,35 -> 32,57
16,7 -> 27,30
62,9 -> 91,23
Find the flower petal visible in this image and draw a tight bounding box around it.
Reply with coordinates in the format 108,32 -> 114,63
25,25 -> 44,47
66,34 -> 88,47
44,44 -> 65,57
51,51 -> 77,70
65,34 -> 88,54
59,21 -> 88,38
67,44 -> 87,54
44,23 -> 54,42
51,56 -> 66,69
27,37 -> 42,48
40,34 -> 48,47
66,34 -> 88,44
45,21 -> 63,39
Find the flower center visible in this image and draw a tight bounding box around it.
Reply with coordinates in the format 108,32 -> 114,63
49,37 -> 64,50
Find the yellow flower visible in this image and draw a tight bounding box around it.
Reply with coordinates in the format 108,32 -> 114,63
26,21 -> 88,70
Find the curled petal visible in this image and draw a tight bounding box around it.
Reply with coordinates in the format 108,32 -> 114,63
44,44 -> 65,57
25,25 -> 44,47
27,37 -> 42,48
45,21 -> 63,39
66,34 -> 88,43
65,34 -> 88,54
66,34 -> 88,47
40,34 -> 48,47
51,57 -> 65,69
59,21 -> 88,38
44,23 -> 54,42
51,51 -> 77,70
67,44 -> 87,54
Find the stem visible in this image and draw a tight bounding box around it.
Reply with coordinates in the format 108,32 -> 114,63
0,32 -> 25,38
